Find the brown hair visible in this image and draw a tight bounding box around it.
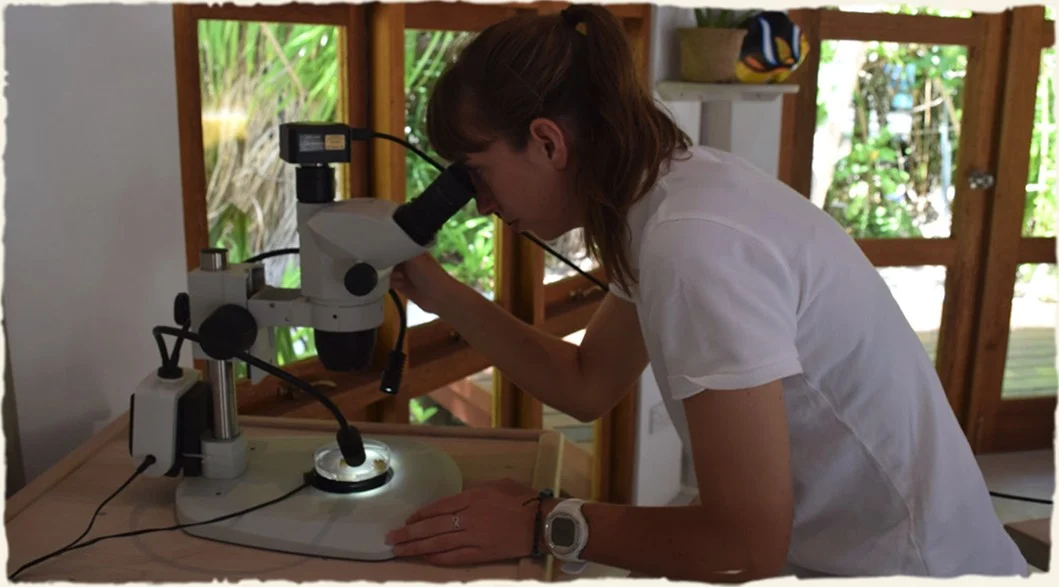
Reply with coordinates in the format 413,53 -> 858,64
425,4 -> 691,292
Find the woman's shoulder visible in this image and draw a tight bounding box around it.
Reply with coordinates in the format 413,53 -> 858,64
660,145 -> 778,193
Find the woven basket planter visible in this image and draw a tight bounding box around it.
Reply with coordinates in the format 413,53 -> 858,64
677,27 -> 747,83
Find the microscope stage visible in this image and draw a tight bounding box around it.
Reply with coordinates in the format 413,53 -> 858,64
174,434 -> 463,561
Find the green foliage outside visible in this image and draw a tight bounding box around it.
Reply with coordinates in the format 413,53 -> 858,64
814,5 -> 1054,243
404,30 -> 496,297
198,20 -> 339,370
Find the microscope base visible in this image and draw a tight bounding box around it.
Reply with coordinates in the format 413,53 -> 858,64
174,434 -> 463,561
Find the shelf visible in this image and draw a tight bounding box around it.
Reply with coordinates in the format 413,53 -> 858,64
655,81 -> 799,103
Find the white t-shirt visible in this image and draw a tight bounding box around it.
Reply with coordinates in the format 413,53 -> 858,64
608,146 -> 1027,578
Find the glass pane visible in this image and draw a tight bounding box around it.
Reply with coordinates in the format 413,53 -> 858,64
410,367 -> 494,427
1023,47 -> 1056,237
404,29 -> 492,327
544,228 -> 600,284
1002,263 -> 1057,399
813,40 -> 967,239
878,265 -> 947,363
199,20 -> 344,369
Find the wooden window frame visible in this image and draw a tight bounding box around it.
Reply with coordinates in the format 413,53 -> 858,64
172,1 -> 651,503
777,7 -> 1055,452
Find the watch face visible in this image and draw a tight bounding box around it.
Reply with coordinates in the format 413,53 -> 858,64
550,516 -> 576,548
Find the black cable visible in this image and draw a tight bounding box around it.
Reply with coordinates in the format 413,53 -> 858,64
244,247 -> 300,264
153,329 -> 173,371
66,482 -> 309,553
8,455 -> 157,581
167,322 -> 191,372
380,288 -> 408,395
520,232 -> 609,292
152,326 -> 351,435
989,491 -> 1053,505
9,471 -> 307,582
389,289 -> 407,350
368,130 -> 445,174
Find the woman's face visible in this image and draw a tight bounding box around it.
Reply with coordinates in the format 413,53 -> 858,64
461,118 -> 582,241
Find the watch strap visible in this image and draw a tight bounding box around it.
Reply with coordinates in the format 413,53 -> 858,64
525,488 -> 553,559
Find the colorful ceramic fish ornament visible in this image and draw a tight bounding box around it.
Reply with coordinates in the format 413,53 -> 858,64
734,11 -> 810,84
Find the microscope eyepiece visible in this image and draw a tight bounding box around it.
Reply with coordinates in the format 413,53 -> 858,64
392,164 -> 476,247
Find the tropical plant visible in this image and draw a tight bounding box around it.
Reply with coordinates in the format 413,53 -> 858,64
693,8 -> 758,28
198,20 -> 342,365
409,397 -> 440,424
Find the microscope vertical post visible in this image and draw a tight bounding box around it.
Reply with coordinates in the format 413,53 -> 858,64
200,248 -> 240,441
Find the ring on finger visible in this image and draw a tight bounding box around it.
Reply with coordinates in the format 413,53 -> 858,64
452,514 -> 462,531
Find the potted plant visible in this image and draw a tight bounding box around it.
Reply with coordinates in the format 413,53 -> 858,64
678,8 -> 759,83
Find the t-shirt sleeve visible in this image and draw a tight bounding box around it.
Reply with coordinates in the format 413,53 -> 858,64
638,218 -> 803,400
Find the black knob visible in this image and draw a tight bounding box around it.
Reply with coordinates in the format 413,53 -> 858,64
199,304 -> 258,361
174,293 -> 191,328
344,263 -> 378,296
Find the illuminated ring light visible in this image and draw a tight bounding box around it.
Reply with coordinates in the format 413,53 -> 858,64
303,439 -> 395,494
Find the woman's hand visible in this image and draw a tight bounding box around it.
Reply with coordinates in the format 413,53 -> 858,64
390,253 -> 459,315
385,478 -> 548,566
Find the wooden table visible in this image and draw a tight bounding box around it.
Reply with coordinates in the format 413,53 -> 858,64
5,414 -> 566,582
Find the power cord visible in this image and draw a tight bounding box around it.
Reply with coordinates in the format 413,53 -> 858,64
8,455 -> 307,582
988,491 -> 1053,505
8,456 -> 159,581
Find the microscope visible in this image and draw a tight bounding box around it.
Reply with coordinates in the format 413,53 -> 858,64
127,123 -> 475,561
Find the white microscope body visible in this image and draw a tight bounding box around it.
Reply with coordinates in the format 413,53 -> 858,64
127,123 -> 474,561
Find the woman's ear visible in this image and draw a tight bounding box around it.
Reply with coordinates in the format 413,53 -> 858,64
529,118 -> 569,170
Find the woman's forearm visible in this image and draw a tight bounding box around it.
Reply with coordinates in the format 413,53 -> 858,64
431,280 -> 601,421
541,500 -> 789,582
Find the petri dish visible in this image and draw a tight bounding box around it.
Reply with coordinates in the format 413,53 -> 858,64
313,439 -> 392,484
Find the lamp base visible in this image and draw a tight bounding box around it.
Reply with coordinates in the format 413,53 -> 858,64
174,434 -> 463,561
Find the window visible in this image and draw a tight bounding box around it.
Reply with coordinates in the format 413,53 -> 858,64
173,1 -> 653,503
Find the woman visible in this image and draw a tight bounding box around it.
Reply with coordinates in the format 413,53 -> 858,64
384,4 -> 1027,582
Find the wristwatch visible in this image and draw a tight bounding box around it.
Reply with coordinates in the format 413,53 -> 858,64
543,498 -> 589,574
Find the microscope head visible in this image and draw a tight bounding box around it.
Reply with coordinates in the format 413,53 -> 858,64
277,123 -> 476,373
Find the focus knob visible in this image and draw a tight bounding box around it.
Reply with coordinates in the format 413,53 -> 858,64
344,263 -> 378,296
199,304 -> 258,361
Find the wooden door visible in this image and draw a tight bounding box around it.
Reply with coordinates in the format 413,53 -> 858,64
779,8 -> 1012,427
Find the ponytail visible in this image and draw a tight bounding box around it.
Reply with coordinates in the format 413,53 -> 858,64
427,4 -> 691,292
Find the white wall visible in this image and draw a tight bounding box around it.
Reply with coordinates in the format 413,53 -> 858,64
630,4 -> 786,503
4,4 -> 188,484
629,4 -> 699,507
